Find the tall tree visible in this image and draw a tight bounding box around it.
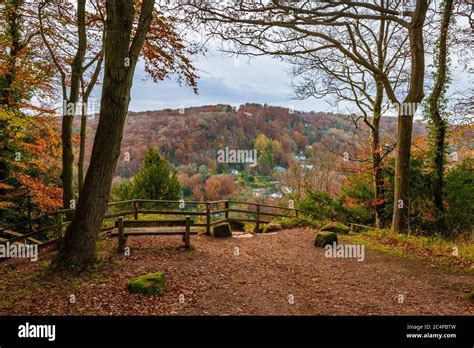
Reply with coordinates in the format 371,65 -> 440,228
78,54 -> 104,194
390,0 -> 429,233
424,0 -> 455,233
289,15 -> 408,227
53,0 -> 155,269
38,0 -> 88,212
77,0 -> 107,194
52,0 -> 197,270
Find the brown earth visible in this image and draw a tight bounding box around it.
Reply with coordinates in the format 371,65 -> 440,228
0,228 -> 472,315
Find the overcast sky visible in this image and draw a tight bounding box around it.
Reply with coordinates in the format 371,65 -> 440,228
61,2 -> 473,116
120,47 -> 472,116
126,47 -> 332,113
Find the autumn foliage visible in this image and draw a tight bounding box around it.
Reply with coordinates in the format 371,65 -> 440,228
0,1 -> 62,225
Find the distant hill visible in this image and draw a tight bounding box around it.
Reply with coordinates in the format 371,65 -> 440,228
74,103 -> 428,179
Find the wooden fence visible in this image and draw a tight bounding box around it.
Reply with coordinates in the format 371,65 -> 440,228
0,199 -> 307,249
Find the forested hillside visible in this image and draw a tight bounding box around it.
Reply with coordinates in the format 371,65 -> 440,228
76,103 -> 428,181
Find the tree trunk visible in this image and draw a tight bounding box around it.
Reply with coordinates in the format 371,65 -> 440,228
371,84 -> 385,228
52,0 -> 155,270
78,51 -> 103,196
391,111 -> 414,233
61,115 -> 74,211
431,117 -> 446,231
78,102 -> 87,194
427,0 -> 454,234
391,0 -> 428,233
61,0 -> 87,213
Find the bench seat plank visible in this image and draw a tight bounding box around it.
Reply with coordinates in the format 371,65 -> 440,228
111,230 -> 199,236
115,220 -> 195,228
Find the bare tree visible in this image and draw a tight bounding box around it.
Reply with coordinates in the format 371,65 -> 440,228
279,152 -> 343,198
289,13 -> 409,227
176,0 -> 430,232
38,0 -> 90,212
78,1 -> 106,194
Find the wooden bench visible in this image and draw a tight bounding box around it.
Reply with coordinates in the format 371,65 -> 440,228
112,216 -> 195,251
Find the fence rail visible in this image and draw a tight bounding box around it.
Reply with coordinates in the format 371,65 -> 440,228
0,199 -> 312,248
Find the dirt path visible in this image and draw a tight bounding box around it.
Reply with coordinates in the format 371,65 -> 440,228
0,228 -> 472,315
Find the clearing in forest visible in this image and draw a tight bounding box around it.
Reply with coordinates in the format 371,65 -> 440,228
1,228 -> 472,316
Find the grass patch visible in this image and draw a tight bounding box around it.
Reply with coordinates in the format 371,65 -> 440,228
244,222 -> 256,233
340,234 -> 407,258
342,229 -> 474,271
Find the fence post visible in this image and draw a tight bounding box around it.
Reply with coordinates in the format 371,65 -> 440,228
254,204 -> 260,233
133,201 -> 139,220
295,209 -> 299,218
184,216 -> 191,249
118,217 -> 125,252
57,212 -> 64,239
224,201 -> 229,221
206,203 -> 211,235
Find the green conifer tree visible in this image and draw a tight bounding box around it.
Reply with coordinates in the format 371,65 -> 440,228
113,148 -> 180,202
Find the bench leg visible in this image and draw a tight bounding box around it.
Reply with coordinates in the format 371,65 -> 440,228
118,217 -> 125,252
